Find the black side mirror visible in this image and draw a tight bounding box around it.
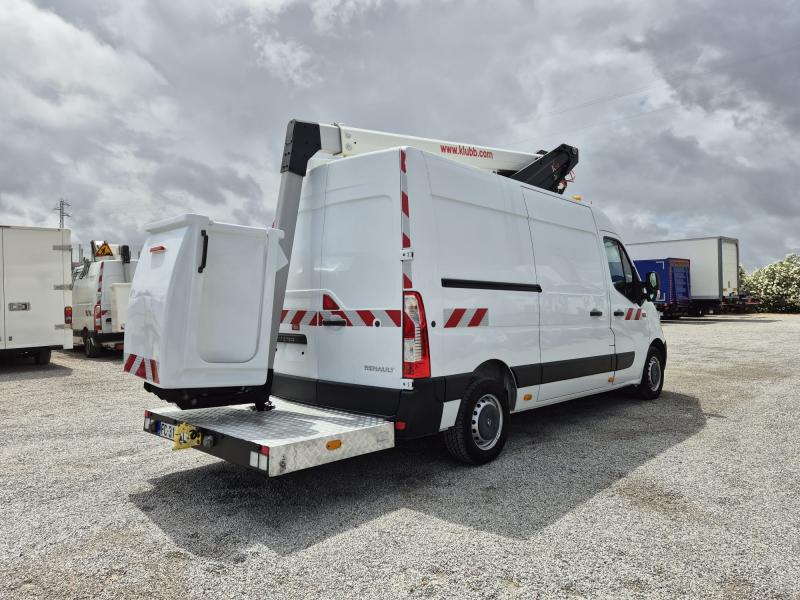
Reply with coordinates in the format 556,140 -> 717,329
645,271 -> 660,302
121,245 -> 131,264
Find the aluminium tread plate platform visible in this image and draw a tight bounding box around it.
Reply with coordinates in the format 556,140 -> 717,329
147,398 -> 395,476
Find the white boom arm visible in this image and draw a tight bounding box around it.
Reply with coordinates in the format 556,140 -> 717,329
317,124 -> 541,173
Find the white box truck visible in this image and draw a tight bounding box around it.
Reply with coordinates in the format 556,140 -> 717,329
72,241 -> 137,357
0,225 -> 73,364
125,121 -> 667,476
627,237 -> 739,316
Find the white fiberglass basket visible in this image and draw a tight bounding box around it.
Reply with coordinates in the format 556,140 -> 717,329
125,214 -> 286,388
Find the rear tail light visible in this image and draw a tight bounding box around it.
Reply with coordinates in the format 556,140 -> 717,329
94,303 -> 102,333
64,306 -> 72,325
402,291 -> 430,378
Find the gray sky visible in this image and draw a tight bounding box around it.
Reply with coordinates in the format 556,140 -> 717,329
1,0 -> 798,270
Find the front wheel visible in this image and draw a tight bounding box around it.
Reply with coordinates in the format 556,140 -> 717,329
636,346 -> 664,400
443,377 -> 509,465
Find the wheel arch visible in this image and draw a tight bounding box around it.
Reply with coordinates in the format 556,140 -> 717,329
472,359 -> 518,411
650,338 -> 667,368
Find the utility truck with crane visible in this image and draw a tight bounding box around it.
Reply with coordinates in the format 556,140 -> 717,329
125,121 -> 666,476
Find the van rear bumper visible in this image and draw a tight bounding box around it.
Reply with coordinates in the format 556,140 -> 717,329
272,373 -> 459,439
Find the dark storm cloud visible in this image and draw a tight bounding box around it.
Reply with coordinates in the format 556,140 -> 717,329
0,0 -> 798,268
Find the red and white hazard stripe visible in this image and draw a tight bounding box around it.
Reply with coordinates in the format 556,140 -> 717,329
400,149 -> 413,289
280,309 -> 318,327
279,308 -> 402,327
124,353 -> 160,384
624,308 -> 643,320
443,308 -> 489,328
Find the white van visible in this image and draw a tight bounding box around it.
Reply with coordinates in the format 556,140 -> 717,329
0,225 -> 73,364
72,242 -> 136,357
126,127 -> 666,467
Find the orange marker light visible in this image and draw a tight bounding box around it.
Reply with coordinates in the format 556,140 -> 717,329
326,439 -> 342,451
523,393 -> 533,401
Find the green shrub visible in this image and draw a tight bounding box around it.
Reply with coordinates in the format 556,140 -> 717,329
744,254 -> 800,313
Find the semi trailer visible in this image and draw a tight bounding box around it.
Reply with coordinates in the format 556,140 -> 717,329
628,237 -> 739,316
633,258 -> 691,318
125,121 -> 666,476
0,225 -> 73,364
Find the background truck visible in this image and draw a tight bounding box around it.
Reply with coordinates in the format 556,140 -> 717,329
0,225 -> 73,364
633,258 -> 691,318
72,241 -> 137,357
628,237 -> 739,316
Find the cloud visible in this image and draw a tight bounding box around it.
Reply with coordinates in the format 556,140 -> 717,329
0,0 -> 798,270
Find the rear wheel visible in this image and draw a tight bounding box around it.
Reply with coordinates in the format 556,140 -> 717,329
636,346 -> 664,400
35,349 -> 51,365
83,332 -> 101,358
443,377 -> 509,465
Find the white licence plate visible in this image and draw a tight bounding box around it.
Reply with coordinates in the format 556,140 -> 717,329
158,422 -> 175,440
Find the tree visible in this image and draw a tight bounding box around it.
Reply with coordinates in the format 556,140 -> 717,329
745,253 -> 800,313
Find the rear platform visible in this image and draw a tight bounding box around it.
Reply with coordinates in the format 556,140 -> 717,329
144,399 -> 394,476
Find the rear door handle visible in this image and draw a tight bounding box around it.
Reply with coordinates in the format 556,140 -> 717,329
614,310 -> 625,317
198,229 -> 209,273
589,309 -> 603,317
322,319 -> 348,327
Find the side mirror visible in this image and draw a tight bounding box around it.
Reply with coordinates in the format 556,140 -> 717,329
121,244 -> 131,264
645,271 -> 660,302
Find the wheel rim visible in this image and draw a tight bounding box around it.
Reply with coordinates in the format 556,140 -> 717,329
471,394 -> 503,451
647,356 -> 662,392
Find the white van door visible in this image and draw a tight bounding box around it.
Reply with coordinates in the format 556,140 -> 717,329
315,151 -> 403,390
603,236 -> 648,384
523,189 -> 614,401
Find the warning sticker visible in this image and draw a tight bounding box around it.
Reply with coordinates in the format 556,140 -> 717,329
95,242 -> 113,257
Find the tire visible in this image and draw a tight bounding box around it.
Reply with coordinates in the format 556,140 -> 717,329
443,377 -> 509,465
83,332 -> 101,358
35,349 -> 51,365
636,345 -> 665,400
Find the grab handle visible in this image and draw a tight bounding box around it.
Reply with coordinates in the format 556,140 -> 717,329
198,230 -> 209,273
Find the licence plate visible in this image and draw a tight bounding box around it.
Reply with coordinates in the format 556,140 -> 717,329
158,421 -> 175,441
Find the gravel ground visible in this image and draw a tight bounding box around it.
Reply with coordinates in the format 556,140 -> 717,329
1,314 -> 799,599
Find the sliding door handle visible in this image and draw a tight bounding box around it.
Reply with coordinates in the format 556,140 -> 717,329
589,309 -> 603,317
613,310 -> 625,317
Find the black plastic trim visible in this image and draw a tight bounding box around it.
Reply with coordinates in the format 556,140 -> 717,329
441,278 -> 542,293
614,351 -> 636,370
541,355 -> 613,383
512,363 -> 543,387
276,333 -> 307,344
280,120 -> 322,177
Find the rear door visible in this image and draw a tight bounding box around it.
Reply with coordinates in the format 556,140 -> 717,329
316,151 -> 403,389
523,190 -> 614,401
720,238 -> 739,298
3,228 -> 66,349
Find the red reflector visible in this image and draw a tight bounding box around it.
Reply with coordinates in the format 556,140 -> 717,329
260,445 -> 270,455
322,294 -> 339,310
64,306 -> 73,325
144,410 -> 151,418
394,421 -> 407,431
149,245 -> 166,253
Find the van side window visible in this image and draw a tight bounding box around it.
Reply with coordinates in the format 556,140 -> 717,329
604,237 -> 639,303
